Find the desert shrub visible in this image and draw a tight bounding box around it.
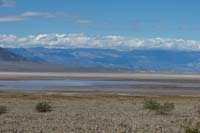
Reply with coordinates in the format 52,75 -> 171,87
156,102 -> 175,115
143,99 -> 160,111
143,99 -> 175,115
195,106 -> 200,115
0,105 -> 7,115
185,122 -> 200,133
185,127 -> 199,133
35,102 -> 52,112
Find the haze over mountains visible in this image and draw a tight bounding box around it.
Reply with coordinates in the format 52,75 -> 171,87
0,47 -> 129,72
1,47 -> 199,72
0,34 -> 200,72
1,34 -> 200,51
1,34 -> 200,72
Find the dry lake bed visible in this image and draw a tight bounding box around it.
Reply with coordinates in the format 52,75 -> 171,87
1,72 -> 200,132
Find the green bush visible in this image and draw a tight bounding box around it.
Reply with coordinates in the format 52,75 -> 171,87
35,102 -> 52,112
143,99 -> 175,115
156,102 -> 175,115
0,105 -> 7,115
185,127 -> 199,133
195,105 -> 200,115
143,99 -> 160,111
185,122 -> 200,133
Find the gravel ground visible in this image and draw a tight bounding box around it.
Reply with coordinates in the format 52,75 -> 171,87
0,93 -> 200,133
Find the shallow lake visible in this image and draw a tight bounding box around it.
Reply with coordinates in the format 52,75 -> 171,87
0,79 -> 200,93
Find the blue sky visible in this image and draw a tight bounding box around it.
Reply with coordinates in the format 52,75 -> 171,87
0,0 -> 200,40
0,0 -> 200,52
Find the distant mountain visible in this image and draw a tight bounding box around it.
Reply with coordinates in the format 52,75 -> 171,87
0,47 -> 27,61
8,47 -> 200,72
0,61 -> 130,72
0,47 -> 129,72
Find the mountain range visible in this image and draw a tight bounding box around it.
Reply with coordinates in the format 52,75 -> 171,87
0,47 -> 27,61
3,47 -> 200,72
0,47 -> 129,72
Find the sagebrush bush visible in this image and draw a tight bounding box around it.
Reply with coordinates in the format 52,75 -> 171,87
143,99 -> 160,111
185,122 -> 200,133
35,102 -> 52,112
195,105 -> 200,115
156,102 -> 175,115
143,99 -> 175,115
0,105 -> 7,115
185,127 -> 199,133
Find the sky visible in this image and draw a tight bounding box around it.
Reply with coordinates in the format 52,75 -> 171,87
0,0 -> 200,50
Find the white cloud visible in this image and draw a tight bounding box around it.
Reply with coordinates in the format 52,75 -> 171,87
0,0 -> 16,7
76,19 -> 94,24
0,16 -> 24,22
20,12 -> 57,18
0,33 -> 200,51
0,11 -> 94,24
0,12 -> 61,22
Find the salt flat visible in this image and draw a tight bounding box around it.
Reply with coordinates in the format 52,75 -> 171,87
0,72 -> 200,81
0,72 -> 200,132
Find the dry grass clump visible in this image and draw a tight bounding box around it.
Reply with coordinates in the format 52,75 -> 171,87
184,122 -> 200,133
0,105 -> 7,115
143,99 -> 160,111
185,127 -> 199,133
144,99 -> 175,115
195,105 -> 200,116
35,102 -> 52,113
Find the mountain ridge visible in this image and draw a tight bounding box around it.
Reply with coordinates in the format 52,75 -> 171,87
7,47 -> 200,72
0,47 -> 27,61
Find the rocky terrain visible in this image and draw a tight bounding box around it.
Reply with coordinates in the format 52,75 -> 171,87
0,93 -> 200,133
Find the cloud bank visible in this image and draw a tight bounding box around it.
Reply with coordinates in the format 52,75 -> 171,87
0,33 -> 200,51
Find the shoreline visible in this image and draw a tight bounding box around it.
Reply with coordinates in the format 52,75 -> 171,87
1,72 -> 200,96
1,72 -> 200,82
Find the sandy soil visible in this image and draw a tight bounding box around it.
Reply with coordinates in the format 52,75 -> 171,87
0,92 -> 200,133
